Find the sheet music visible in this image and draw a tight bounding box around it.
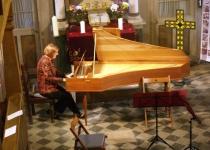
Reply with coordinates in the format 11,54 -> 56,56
89,13 -> 109,23
88,9 -> 110,26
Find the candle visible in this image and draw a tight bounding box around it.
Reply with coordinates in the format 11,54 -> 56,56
52,16 -> 59,37
80,21 -> 85,33
118,18 -> 123,30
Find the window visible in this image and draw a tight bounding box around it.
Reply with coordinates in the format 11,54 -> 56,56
12,0 -> 33,28
159,0 -> 190,18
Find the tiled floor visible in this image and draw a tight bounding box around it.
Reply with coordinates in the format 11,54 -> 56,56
28,61 -> 210,150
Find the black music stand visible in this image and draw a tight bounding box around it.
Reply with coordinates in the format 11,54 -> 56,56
133,90 -> 188,150
133,90 -> 201,150
181,97 -> 201,150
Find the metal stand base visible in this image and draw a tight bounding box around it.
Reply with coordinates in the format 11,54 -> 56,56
147,134 -> 174,150
184,118 -> 199,150
147,95 -> 175,150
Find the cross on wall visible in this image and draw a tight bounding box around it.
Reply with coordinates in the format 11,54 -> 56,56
165,9 -> 195,50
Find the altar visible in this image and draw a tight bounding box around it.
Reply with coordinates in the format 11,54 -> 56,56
66,19 -> 138,64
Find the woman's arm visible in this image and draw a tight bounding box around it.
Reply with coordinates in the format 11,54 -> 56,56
56,70 -> 65,78
41,59 -> 63,83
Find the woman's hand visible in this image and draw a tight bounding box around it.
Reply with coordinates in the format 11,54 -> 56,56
65,73 -> 74,78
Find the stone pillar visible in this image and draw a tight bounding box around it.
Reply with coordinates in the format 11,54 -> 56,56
54,0 -> 68,32
127,0 -> 146,42
128,0 -> 139,15
54,0 -> 65,20
127,0 -> 142,22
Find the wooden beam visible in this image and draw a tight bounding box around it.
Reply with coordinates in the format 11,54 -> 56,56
0,0 -> 11,44
3,3 -> 22,97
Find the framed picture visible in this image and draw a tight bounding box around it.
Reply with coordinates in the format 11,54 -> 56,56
198,0 -> 202,8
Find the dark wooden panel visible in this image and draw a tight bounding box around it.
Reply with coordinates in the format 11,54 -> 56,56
0,0 -> 3,15
159,25 -> 190,55
159,25 -> 172,48
183,29 -> 190,55
21,35 -> 37,68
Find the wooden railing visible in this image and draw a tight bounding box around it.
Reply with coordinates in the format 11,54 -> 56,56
1,93 -> 30,150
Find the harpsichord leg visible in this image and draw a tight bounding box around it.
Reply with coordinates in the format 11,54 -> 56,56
83,93 -> 88,126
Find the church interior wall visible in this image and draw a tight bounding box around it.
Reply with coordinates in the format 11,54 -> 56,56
25,0 -> 203,72
139,0 -> 202,62
194,8 -> 202,62
137,0 -> 152,43
36,0 -> 55,52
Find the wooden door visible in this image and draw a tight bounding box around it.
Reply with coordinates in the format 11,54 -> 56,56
158,25 -> 190,55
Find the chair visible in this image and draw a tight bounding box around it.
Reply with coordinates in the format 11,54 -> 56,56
142,75 -> 173,131
20,63 -> 55,124
70,115 -> 107,150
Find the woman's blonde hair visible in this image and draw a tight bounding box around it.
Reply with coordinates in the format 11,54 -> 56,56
44,43 -> 59,58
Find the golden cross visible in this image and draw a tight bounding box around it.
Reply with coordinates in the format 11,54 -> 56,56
165,10 -> 195,50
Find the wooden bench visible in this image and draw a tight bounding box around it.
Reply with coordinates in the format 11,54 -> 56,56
1,93 -> 30,150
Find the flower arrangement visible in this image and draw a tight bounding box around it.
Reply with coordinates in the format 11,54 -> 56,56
67,4 -> 88,22
104,2 -> 129,19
